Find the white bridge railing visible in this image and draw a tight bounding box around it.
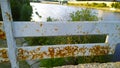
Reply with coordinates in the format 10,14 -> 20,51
0,0 -> 120,68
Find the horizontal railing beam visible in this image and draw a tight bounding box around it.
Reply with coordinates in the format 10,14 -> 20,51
13,21 -> 120,37
0,21 -> 120,63
0,43 -> 113,63
1,21 -> 120,38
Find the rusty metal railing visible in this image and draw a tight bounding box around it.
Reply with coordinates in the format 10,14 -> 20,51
0,0 -> 120,68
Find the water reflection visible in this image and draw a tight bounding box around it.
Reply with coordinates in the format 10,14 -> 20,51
30,3 -> 120,21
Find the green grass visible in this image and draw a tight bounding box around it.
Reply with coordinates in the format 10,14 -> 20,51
39,55 -> 113,67
67,2 -> 120,12
25,35 -> 106,45
68,3 -> 107,8
0,61 -> 30,68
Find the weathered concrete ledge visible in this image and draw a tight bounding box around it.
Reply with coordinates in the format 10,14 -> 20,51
53,62 -> 120,68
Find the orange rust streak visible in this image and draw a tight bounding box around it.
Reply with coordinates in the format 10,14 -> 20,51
0,49 -> 9,63
48,47 -> 55,58
0,45 -> 112,63
0,29 -> 6,40
79,46 -> 87,55
89,45 -> 111,55
16,45 -> 111,60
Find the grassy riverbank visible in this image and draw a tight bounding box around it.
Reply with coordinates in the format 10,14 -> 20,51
67,2 -> 120,12
40,1 -> 120,12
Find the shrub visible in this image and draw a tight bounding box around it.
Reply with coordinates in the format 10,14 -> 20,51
111,2 -> 120,9
91,3 -> 98,6
25,9 -> 99,46
20,4 -> 32,21
68,3 -> 107,8
91,3 -> 107,7
47,16 -> 59,21
97,3 -> 107,7
70,9 -> 98,21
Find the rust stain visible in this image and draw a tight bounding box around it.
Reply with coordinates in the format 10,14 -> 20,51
36,29 -> 39,32
79,46 -> 87,55
54,28 -> 58,31
0,29 -> 6,40
0,49 -> 8,58
5,12 -> 12,21
18,47 -> 46,60
40,23 -> 43,27
55,46 -> 77,57
0,45 -> 112,62
0,49 -> 9,63
48,47 -> 55,58
89,45 -> 111,55
16,45 -> 111,60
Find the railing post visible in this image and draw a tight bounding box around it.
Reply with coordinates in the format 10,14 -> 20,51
105,33 -> 120,54
0,0 -> 19,68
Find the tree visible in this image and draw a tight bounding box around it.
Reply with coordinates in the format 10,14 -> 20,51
0,0 -> 32,21
70,9 -> 98,21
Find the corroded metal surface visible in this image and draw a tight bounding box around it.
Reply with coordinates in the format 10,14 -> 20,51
0,48 -> 9,63
17,44 -> 112,60
1,0 -> 120,68
0,22 -> 6,40
0,29 -> 6,40
0,21 -> 120,65
0,22 -> 119,37
89,45 -> 111,55
0,21 -> 119,63
13,21 -> 120,37
0,44 -> 113,62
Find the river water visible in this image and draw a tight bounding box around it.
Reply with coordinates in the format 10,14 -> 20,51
30,3 -> 120,22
